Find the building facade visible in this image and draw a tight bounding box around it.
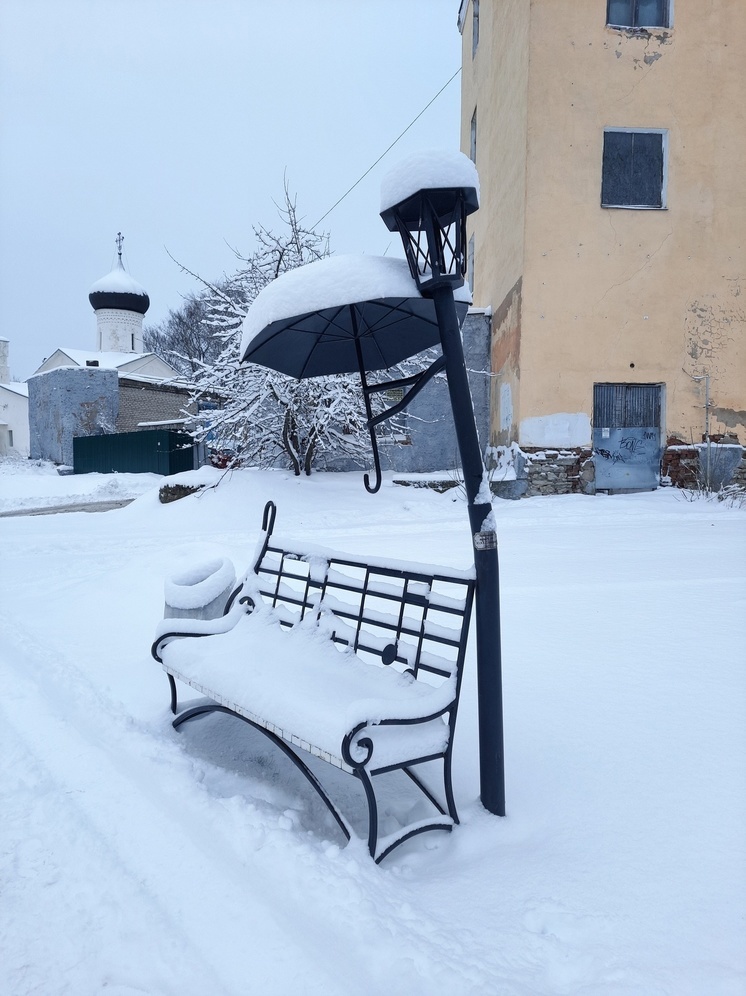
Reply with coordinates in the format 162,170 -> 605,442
458,0 -> 745,490
0,337 -> 30,457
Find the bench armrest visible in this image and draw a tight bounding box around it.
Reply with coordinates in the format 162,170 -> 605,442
341,703 -> 455,771
151,600 -> 250,662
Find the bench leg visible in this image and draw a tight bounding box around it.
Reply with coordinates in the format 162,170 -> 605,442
354,767 -> 380,861
442,749 -> 459,825
167,674 -> 178,715
172,703 -> 352,845
365,756 -> 458,864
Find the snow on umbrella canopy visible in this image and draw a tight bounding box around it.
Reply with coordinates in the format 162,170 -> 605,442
239,254 -> 471,379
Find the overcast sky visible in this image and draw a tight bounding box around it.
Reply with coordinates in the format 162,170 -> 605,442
0,0 -> 464,380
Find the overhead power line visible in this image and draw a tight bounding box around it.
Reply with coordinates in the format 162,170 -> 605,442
313,67 -> 462,230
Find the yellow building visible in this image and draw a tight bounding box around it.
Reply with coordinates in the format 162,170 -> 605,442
459,0 -> 745,490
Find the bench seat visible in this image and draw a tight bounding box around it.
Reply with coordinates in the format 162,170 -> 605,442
160,599 -> 454,773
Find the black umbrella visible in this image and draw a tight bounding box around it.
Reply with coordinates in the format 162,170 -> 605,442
239,255 -> 469,378
239,256 -> 469,492
241,295 -> 468,379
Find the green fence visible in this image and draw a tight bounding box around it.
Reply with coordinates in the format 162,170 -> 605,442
73,430 -> 197,475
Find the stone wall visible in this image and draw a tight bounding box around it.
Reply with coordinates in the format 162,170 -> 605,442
396,438 -> 746,500
522,441 -> 744,497
522,447 -> 592,497
28,367 -> 119,466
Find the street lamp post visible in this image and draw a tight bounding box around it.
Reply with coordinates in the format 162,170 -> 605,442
380,163 -> 506,817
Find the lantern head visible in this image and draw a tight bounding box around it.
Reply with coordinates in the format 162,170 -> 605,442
380,152 -> 479,295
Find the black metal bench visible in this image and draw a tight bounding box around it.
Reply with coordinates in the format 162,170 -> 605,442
152,501 -> 475,863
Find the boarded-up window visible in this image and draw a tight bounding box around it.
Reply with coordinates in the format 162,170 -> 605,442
601,130 -> 666,209
593,383 -> 661,429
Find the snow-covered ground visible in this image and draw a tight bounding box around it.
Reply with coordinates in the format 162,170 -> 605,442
0,455 -> 160,513
1,461 -> 744,995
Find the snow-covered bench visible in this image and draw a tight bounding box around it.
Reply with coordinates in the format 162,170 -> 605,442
152,501 -> 475,863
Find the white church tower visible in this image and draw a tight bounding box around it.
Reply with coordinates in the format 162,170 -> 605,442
88,233 -> 150,353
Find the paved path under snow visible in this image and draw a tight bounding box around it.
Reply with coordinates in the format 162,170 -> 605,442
0,499 -> 135,517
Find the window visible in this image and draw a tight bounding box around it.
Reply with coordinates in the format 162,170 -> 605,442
607,0 -> 670,29
467,234 -> 475,293
601,129 -> 667,209
470,108 -> 477,164
472,0 -> 480,57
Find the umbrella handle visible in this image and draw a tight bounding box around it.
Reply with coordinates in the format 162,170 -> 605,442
353,331 -> 383,495
363,424 -> 382,494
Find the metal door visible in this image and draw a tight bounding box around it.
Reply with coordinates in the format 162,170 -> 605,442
593,383 -> 662,492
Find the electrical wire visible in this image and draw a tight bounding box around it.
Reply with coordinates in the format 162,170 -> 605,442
312,67 -> 462,229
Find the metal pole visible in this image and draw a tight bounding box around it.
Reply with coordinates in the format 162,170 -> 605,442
432,283 -> 506,817
704,375 -> 711,489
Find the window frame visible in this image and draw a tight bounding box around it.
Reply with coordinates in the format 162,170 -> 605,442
472,0 -> 480,57
601,127 -> 669,210
470,107 -> 477,164
606,0 -> 672,30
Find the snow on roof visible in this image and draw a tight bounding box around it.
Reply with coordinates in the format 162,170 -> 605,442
137,418 -> 187,426
0,382 -> 29,398
121,372 -> 188,387
380,150 -> 480,214
241,254 -> 471,354
47,348 -> 169,371
52,349 -> 145,369
88,259 -> 148,298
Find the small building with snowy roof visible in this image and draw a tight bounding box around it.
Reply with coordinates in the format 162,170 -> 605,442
0,338 -> 30,457
28,241 -> 198,468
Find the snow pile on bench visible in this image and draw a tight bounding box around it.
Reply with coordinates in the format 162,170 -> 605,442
160,593 -> 454,771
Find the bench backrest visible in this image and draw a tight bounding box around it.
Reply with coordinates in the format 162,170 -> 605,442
235,502 -> 475,696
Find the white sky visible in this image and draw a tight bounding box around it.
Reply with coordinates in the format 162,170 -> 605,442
0,0 -> 464,380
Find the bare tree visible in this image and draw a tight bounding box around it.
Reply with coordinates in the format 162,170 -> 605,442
170,184 -> 398,474
143,293 -> 223,377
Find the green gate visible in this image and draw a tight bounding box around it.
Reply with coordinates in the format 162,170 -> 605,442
73,430 -> 197,475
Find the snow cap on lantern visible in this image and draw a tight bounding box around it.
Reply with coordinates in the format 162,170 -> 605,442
379,149 -> 480,219
379,150 -> 479,292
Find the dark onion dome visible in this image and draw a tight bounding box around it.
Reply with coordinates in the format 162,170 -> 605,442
88,258 -> 150,314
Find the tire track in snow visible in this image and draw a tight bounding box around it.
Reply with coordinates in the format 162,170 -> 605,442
0,714 -> 228,996
0,616 -> 351,995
